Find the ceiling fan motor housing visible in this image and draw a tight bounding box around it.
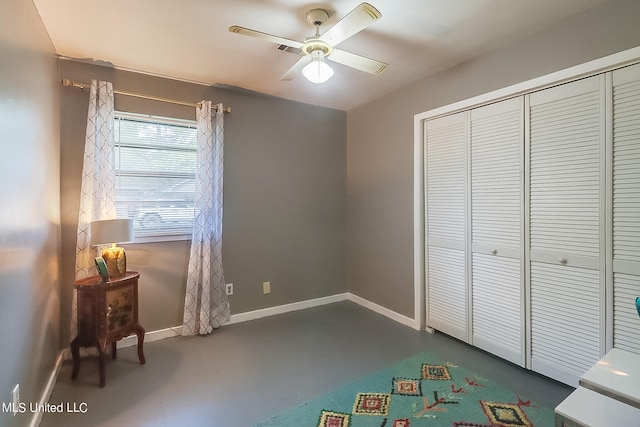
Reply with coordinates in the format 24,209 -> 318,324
302,38 -> 332,56
303,9 -> 332,57
306,9 -> 329,26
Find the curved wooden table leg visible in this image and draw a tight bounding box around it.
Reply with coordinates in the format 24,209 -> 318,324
98,343 -> 106,388
135,324 -> 146,364
70,338 -> 81,380
112,341 -> 117,360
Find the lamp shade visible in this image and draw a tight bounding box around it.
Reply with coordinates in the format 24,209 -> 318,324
91,219 -> 134,279
90,219 -> 134,246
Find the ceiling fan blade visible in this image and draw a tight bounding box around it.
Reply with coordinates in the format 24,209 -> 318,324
320,2 -> 382,47
229,26 -> 303,50
328,49 -> 387,75
280,56 -> 311,81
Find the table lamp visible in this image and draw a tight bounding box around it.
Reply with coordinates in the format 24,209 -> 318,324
91,219 -> 134,279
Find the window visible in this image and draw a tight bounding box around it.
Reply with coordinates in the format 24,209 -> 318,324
114,112 -> 197,240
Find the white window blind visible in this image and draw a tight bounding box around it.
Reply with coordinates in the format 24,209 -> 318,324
114,112 -> 197,239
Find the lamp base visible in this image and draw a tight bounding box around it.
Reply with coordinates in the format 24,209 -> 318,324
102,246 -> 127,278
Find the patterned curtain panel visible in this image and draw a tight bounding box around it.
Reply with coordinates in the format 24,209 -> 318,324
70,80 -> 116,342
182,101 -> 230,335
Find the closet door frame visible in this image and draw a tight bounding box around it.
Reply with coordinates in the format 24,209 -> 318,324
414,47 -> 640,360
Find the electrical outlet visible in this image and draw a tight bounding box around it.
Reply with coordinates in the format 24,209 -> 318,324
262,281 -> 271,294
225,283 -> 233,296
12,384 -> 19,416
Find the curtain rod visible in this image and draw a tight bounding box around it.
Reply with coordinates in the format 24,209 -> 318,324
61,78 -> 231,114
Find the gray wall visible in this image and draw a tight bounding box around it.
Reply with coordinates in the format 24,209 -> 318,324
59,60 -> 347,346
347,0 -> 640,318
0,0 -> 60,426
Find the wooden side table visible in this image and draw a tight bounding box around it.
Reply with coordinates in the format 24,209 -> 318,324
70,271 -> 145,387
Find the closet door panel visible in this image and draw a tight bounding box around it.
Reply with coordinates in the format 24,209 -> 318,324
612,63 -> 640,354
471,97 -> 522,252
530,262 -> 600,385
426,113 -> 466,244
472,253 -> 521,365
529,75 -> 604,386
470,97 -> 523,365
613,273 -> 640,353
529,77 -> 602,266
427,246 -> 467,341
425,112 -> 467,340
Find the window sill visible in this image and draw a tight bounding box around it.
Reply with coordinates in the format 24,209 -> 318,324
127,233 -> 192,244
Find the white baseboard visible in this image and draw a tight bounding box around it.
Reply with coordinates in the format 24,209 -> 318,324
346,293 -> 420,330
116,293 -> 351,349
118,325 -> 183,348
29,353 -> 63,427
114,291 -> 418,349
227,293 -> 349,325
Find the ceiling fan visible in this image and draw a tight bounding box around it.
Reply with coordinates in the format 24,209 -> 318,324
229,2 -> 388,84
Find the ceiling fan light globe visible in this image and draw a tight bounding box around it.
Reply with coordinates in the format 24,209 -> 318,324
302,58 -> 334,84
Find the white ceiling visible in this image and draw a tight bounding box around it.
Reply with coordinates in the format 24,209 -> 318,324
33,0 -> 611,111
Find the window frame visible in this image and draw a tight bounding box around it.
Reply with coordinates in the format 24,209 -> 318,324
113,111 -> 198,243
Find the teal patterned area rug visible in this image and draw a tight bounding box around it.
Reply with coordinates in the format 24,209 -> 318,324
255,352 -> 554,427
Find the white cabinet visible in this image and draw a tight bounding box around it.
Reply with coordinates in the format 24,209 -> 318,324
425,112 -> 468,341
470,98 -> 524,365
528,76 -> 606,386
611,63 -> 640,355
555,349 -> 640,426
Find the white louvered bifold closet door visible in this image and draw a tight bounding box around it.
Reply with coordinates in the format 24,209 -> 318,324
612,63 -> 640,355
470,97 -> 524,366
528,75 -> 605,386
425,112 -> 468,342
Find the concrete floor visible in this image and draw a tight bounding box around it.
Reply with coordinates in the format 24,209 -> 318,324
41,301 -> 573,426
